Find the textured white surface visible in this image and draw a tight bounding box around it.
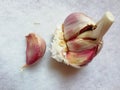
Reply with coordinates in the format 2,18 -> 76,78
0,0 -> 120,90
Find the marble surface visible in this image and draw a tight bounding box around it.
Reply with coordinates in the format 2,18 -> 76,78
0,0 -> 120,90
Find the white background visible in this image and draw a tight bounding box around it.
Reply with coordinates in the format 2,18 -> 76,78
0,0 -> 120,90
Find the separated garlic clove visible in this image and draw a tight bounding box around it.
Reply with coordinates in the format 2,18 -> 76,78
23,33 -> 46,68
63,12 -> 95,41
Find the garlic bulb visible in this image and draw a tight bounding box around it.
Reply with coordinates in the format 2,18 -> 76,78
51,11 -> 114,68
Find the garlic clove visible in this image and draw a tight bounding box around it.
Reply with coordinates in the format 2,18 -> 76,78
67,38 -> 97,52
24,33 -> 46,67
66,46 -> 98,67
77,31 -> 95,39
63,12 -> 95,41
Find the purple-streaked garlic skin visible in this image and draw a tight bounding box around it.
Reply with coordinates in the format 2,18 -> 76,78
26,33 -> 46,65
67,38 -> 97,52
66,46 -> 98,66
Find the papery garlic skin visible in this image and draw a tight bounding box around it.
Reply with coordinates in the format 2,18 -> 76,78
26,33 -> 46,66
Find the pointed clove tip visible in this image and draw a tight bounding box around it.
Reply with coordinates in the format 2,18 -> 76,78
21,64 -> 28,71
105,11 -> 114,22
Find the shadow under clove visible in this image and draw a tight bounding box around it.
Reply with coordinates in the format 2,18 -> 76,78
48,57 -> 83,77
